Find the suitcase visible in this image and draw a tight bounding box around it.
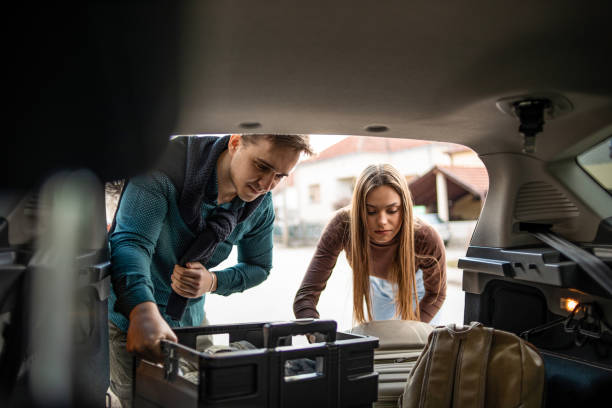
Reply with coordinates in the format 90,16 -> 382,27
351,320 -> 433,407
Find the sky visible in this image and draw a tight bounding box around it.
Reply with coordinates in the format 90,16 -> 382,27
308,134 -> 347,154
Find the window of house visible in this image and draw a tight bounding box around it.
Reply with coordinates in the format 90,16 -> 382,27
334,177 -> 355,209
308,184 -> 321,203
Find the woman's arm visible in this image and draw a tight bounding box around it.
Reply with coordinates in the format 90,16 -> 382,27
293,210 -> 349,318
415,221 -> 447,323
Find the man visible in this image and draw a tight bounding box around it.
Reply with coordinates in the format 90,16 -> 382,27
108,134 -> 312,407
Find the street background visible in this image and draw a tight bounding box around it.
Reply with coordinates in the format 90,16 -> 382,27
205,222 -> 474,331
105,135 -> 483,332
200,135 -> 484,331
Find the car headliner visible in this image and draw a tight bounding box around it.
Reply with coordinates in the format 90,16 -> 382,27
174,1 -> 612,161
5,2 -> 611,246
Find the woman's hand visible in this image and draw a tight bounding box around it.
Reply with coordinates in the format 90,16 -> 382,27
171,262 -> 217,298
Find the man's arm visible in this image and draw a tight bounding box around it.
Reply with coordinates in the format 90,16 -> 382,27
213,195 -> 275,295
110,173 -> 168,316
110,172 -> 177,359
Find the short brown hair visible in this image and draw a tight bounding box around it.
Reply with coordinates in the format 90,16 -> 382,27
240,134 -> 314,156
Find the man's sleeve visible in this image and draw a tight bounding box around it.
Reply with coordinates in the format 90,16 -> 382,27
109,172 -> 170,318
213,195 -> 275,296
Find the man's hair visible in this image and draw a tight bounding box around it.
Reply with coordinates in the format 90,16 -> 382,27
240,134 -> 314,156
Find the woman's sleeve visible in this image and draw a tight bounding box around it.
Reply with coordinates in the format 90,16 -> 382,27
416,222 -> 447,323
293,210 -> 349,319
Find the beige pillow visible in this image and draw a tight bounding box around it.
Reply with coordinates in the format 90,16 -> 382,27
351,320 -> 434,350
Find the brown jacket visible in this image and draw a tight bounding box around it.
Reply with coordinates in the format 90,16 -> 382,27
293,209 -> 447,322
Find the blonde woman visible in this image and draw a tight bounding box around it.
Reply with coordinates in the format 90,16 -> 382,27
293,164 -> 446,324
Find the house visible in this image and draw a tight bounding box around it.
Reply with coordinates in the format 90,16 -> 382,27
409,164 -> 489,221
273,136 -> 488,245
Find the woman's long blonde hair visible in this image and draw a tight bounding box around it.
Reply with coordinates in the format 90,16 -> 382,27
349,164 -> 419,323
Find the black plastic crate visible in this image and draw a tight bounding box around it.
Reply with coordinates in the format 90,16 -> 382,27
133,319 -> 379,408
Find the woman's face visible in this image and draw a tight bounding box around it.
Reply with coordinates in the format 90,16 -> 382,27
364,185 -> 403,244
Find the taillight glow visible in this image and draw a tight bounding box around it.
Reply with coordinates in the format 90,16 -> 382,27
561,297 -> 579,312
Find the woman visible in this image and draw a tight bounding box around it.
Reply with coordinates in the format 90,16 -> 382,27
293,164 -> 446,324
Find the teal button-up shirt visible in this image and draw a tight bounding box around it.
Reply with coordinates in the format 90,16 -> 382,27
108,171 -> 274,332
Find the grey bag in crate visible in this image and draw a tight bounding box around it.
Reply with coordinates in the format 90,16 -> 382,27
351,320 -> 434,407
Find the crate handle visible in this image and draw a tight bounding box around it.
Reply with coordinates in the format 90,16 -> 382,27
263,319 -> 337,348
159,339 -> 200,382
162,344 -> 179,381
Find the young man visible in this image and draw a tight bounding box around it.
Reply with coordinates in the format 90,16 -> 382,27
108,134 -> 312,407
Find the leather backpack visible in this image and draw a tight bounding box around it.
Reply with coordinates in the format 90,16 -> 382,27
399,322 -> 545,408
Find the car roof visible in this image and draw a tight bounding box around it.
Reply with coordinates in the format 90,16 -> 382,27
7,2 -> 611,246
170,1 -> 611,247
8,2 -> 611,185
174,1 -> 612,161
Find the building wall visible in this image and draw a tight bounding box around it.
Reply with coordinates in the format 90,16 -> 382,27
275,142 -> 454,225
391,144 -> 451,175
451,194 -> 483,220
295,151 -> 391,223
449,150 -> 484,167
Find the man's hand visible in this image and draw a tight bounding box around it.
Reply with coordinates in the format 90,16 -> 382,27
171,262 -> 217,298
127,302 -> 177,362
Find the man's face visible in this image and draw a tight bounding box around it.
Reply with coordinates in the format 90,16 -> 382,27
228,136 -> 301,202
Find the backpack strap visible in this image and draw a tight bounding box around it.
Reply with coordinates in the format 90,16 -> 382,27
419,327 -> 460,407
157,135 -> 188,196
108,136 -> 187,236
418,322 -> 493,408
451,324 -> 493,408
